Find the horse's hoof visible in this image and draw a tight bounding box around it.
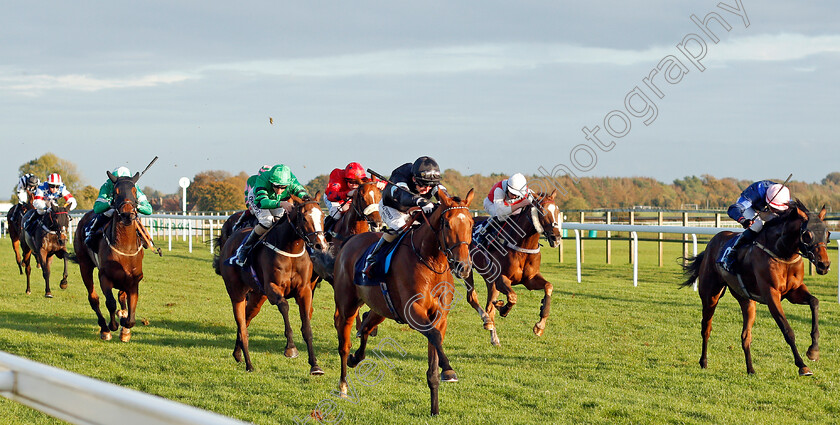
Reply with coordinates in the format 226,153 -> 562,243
348,354 -> 360,368
246,365 -> 255,372
533,323 -> 545,337
25,290 -> 31,295
370,327 -> 378,337
44,293 -> 53,298
59,282 -> 68,290
100,332 -> 112,341
284,347 -> 299,358
799,367 -> 813,376
310,366 -> 325,376
492,300 -> 504,309
232,351 -> 242,363
120,328 -> 131,342
807,349 -> 819,361
441,370 -> 458,382
118,310 -> 128,319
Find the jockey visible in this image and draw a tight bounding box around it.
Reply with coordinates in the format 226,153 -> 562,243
363,156 -> 444,276
230,165 -> 271,232
84,167 -> 153,250
229,164 -> 309,267
323,162 -> 386,233
28,173 -> 77,232
16,173 -> 40,204
720,180 -> 791,272
475,173 -> 534,246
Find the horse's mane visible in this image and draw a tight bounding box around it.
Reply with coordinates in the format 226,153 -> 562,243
762,198 -> 807,230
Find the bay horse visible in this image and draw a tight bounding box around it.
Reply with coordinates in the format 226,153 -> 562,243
681,200 -> 831,376
20,204 -> 71,297
219,193 -> 329,374
464,190 -> 560,346
333,188 -> 474,416
73,171 -> 146,342
7,187 -> 36,274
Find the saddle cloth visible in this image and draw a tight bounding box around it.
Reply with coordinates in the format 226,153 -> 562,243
353,233 -> 406,286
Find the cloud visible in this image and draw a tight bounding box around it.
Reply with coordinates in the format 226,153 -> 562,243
2,33 -> 837,94
0,71 -> 194,95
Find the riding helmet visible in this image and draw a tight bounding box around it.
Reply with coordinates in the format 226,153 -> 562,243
411,156 -> 441,185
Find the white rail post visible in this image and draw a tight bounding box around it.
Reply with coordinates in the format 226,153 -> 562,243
631,231 -> 638,287
168,219 -> 172,251
209,219 -> 214,254
188,219 -> 193,253
692,234 -> 698,291
574,229 -> 581,283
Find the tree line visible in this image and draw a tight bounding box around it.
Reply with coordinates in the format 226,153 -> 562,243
11,154 -> 840,212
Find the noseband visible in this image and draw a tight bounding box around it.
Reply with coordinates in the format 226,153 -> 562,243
798,219 -> 828,264
352,186 -> 381,231
292,201 -> 326,248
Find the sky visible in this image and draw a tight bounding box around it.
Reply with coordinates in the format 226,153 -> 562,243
2,1 -> 838,196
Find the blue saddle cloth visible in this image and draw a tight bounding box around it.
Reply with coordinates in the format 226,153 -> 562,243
353,233 -> 406,286
716,234 -> 740,264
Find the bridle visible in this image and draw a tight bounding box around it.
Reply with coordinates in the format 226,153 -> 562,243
291,200 -> 326,249
412,205 -> 472,273
351,184 -> 382,232
798,216 -> 830,265
530,197 -> 559,246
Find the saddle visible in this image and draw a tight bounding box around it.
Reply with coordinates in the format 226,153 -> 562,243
353,233 -> 407,286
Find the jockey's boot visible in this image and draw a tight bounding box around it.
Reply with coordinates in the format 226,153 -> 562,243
229,229 -> 260,267
721,229 -> 757,272
363,235 -> 389,278
84,214 -> 105,252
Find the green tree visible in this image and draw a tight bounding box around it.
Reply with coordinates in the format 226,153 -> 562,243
189,170 -> 244,211
16,153 -> 85,197
304,174 -> 329,199
75,185 -> 100,210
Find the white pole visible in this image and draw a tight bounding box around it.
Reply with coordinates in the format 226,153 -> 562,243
631,231 -> 638,287
182,186 -> 187,214
692,234 -> 698,291
168,220 -> 172,251
574,229 -> 581,283
209,219 -> 214,253
188,219 -> 193,253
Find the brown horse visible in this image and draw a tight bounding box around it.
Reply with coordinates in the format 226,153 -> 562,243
73,171 -> 146,342
7,187 -> 36,274
330,180 -> 384,244
20,205 -> 71,297
681,200 -> 831,376
219,193 -> 329,374
464,190 -> 561,346
333,188 -> 474,416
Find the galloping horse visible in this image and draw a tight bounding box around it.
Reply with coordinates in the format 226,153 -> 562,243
219,193 -> 329,374
681,200 -> 831,376
21,205 -> 71,297
73,171 -> 146,342
329,180 -> 384,244
333,188 -> 474,416
464,190 -> 560,346
7,186 -> 36,274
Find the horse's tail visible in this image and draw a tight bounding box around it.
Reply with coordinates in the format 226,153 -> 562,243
679,251 -> 705,288
212,235 -> 223,275
67,251 -> 79,264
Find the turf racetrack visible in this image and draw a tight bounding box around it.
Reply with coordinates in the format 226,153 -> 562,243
1,239 -> 839,424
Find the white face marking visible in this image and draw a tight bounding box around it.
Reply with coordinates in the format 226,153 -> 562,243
546,203 -> 559,227
309,207 -> 323,232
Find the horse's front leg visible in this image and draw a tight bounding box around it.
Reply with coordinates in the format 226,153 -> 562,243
276,296 -> 298,358
40,249 -> 52,298
98,275 -> 119,332
22,248 -> 32,295
60,250 -> 68,289
119,287 -> 139,342
785,286 -> 820,361
13,238 -> 23,275
736,296 -> 757,374
296,291 -> 324,375
522,273 -> 553,336
766,291 -> 811,376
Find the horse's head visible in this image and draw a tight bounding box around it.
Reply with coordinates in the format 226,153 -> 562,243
45,204 -> 71,246
353,180 -> 384,232
531,190 -> 561,248
290,191 -> 328,252
794,201 -> 831,275
108,170 -> 141,225
433,188 -> 475,279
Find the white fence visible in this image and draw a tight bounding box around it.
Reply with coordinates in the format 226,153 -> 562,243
561,222 -> 840,303
0,351 -> 248,425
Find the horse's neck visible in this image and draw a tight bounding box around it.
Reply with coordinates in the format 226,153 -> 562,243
272,217 -> 303,250
414,223 -> 443,260
509,209 -> 537,247
110,217 -> 139,247
760,217 -> 801,258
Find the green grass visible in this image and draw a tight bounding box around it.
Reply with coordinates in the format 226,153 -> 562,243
1,238 -> 839,424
